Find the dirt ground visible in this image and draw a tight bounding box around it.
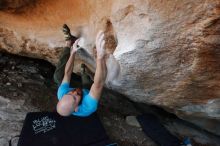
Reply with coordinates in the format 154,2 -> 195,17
0,52 -> 157,146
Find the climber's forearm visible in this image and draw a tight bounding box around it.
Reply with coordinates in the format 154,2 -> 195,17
62,52 -> 76,83
94,58 -> 107,87
89,58 -> 107,100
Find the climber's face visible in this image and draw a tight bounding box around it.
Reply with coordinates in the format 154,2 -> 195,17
67,88 -> 82,112
56,88 -> 82,116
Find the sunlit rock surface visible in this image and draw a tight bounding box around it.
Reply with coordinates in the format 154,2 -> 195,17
0,0 -> 220,142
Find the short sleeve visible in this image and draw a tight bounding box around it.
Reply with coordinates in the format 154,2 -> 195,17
57,82 -> 73,100
73,89 -> 98,117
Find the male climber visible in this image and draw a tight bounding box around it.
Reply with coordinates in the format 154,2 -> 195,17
53,24 -> 107,117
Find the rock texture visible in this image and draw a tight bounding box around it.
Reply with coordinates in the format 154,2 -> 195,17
0,96 -> 38,146
0,0 -> 220,143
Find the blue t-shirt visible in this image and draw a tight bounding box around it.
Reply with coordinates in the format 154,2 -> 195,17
57,83 -> 98,117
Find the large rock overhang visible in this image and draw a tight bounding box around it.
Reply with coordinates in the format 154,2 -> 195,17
0,0 -> 220,136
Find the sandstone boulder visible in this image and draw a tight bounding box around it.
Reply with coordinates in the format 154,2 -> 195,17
0,0 -> 219,139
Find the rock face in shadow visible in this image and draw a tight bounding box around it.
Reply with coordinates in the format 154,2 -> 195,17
0,0 -> 36,10
0,96 -> 38,146
0,0 -> 219,142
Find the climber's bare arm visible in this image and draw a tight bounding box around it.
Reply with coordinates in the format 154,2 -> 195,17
62,39 -> 80,84
89,31 -> 107,100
